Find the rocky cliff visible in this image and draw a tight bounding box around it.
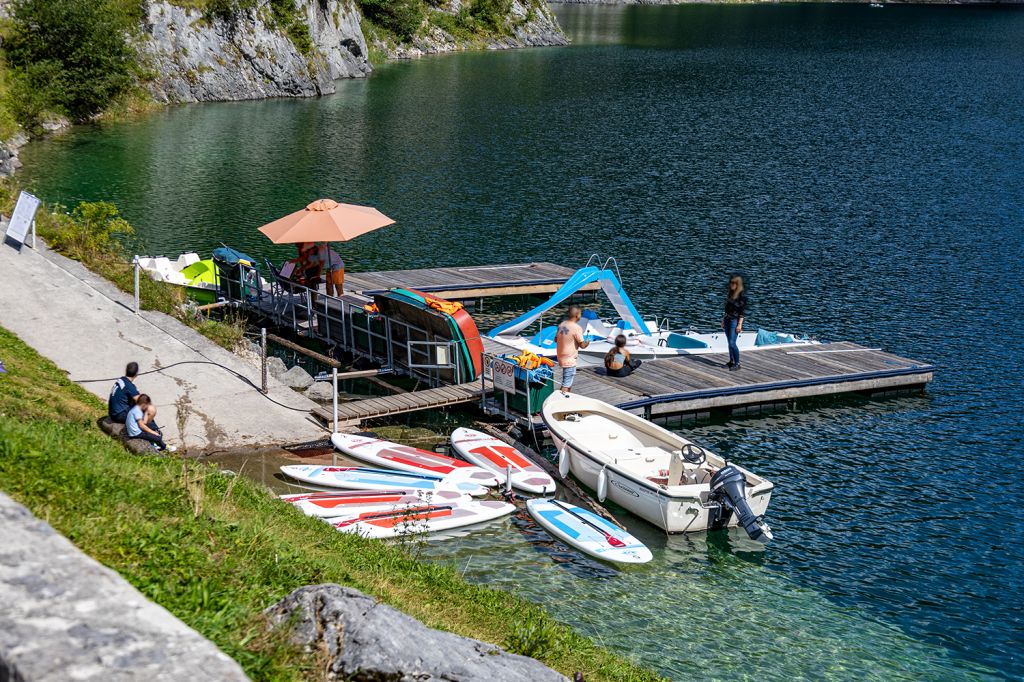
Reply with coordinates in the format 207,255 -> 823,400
144,0 -> 567,103
145,0 -> 372,103
379,0 -> 568,59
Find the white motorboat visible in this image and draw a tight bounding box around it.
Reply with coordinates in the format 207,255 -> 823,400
488,261 -> 818,360
542,392 -> 774,542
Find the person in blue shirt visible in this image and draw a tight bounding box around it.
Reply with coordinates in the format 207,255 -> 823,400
108,362 -> 140,423
126,394 -> 175,452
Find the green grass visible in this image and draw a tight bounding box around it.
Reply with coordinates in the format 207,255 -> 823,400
0,325 -> 662,681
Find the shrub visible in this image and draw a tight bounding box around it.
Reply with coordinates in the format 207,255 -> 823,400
469,0 -> 513,34
2,0 -> 142,126
358,0 -> 426,42
43,201 -> 133,261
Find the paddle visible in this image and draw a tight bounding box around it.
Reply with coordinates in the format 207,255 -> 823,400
549,499 -> 626,548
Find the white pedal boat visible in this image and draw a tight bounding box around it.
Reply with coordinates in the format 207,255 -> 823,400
329,500 -> 515,539
332,433 -> 499,488
488,263 -> 817,360
542,392 -> 774,542
281,489 -> 467,518
527,498 -> 652,564
449,428 -> 557,494
279,465 -> 488,497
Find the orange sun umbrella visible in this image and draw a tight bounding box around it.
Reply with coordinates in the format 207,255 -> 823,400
257,199 -> 395,244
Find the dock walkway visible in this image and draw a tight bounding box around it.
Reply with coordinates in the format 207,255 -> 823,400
569,342 -> 933,417
312,381 -> 488,426
346,262 -> 592,299
0,243 -> 324,451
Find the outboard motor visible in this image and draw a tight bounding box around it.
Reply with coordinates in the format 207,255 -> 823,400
709,465 -> 773,543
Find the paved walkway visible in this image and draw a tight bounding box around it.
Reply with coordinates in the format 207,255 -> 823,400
0,241 -> 324,451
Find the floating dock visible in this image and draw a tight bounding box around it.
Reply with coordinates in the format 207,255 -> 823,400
219,260 -> 935,427
345,262 -> 595,299
567,342 -> 934,419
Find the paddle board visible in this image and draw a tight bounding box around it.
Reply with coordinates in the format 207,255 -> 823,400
449,427 -> 557,494
526,499 -> 653,564
330,500 -> 515,539
331,433 -> 499,487
281,489 -> 467,518
279,465 -> 488,497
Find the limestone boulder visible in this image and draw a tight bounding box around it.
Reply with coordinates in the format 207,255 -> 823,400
304,381 -> 335,403
264,584 -> 567,682
266,356 -> 288,380
279,365 -> 314,390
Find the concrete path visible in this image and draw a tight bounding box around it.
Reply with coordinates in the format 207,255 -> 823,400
0,241 -> 324,451
0,493 -> 251,681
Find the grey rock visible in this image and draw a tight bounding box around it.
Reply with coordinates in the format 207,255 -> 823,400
304,380 -> 335,402
0,493 -> 249,681
99,417 -> 125,438
265,584 -> 567,682
124,438 -> 160,455
280,365 -> 314,389
266,356 -> 289,380
144,0 -> 371,104
0,132 -> 27,178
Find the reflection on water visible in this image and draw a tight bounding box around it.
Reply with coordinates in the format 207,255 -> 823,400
21,2 -> 1024,678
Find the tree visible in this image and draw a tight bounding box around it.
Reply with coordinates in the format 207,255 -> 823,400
3,0 -> 141,125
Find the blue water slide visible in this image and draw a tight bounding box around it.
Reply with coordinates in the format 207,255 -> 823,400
488,266 -> 650,338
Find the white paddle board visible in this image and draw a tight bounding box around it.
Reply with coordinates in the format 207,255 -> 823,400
281,489 -> 468,518
449,427 -> 557,494
279,465 -> 487,497
526,499 -> 653,564
330,499 -> 515,539
332,433 -> 499,487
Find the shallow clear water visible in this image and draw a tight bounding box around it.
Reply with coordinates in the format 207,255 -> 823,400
20,4 -> 1024,679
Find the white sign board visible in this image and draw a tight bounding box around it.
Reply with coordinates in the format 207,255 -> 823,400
4,191 -> 41,251
492,359 -> 517,394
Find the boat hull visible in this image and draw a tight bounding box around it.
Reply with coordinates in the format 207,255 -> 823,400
542,394 -> 773,534
551,432 -> 772,533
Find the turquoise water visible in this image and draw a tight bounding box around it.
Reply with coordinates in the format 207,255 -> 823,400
20,4 -> 1024,679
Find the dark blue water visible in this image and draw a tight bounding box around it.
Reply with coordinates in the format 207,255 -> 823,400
20,4 -> 1024,678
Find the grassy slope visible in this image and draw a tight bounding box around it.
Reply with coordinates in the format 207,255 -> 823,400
0,325 -> 661,681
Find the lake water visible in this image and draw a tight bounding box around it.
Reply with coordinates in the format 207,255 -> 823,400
20,4 -> 1024,679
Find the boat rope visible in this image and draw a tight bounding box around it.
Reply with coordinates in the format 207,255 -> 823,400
70,360 -> 312,412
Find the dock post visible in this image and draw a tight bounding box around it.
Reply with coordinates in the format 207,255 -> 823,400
133,257 -> 140,315
332,367 -> 339,435
260,327 -> 268,394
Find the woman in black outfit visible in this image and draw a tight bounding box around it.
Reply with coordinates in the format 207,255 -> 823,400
723,275 -> 747,371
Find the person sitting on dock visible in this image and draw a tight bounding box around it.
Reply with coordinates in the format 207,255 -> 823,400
125,394 -> 175,452
108,361 -> 140,424
556,305 -> 589,394
604,335 -> 642,378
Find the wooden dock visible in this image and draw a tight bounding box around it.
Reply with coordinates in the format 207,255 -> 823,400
567,341 -> 934,419
313,381 -> 488,426
345,262 -> 594,299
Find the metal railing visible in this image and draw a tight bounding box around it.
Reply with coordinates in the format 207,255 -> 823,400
210,264 -> 477,388
479,350 -> 554,428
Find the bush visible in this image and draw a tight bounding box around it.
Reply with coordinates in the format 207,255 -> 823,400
358,0 -> 426,42
469,0 -> 513,34
43,201 -> 133,261
2,0 -> 142,126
